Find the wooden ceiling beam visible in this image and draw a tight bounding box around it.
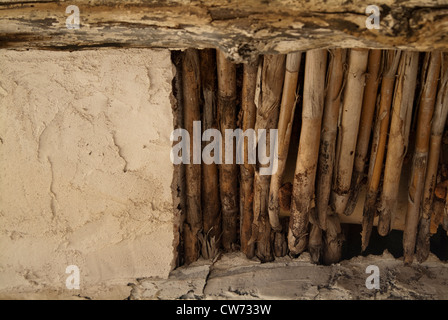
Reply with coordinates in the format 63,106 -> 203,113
1,0 -> 448,61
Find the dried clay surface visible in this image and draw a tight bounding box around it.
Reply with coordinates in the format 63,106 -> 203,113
0,49 -> 177,299
131,251 -> 448,300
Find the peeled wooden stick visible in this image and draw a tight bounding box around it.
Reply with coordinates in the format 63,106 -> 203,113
268,52 -> 301,232
199,49 -> 221,259
316,49 -> 345,230
345,49 -> 382,216
288,49 -> 327,256
252,54 -> 286,262
240,58 -> 259,259
332,48 -> 369,216
182,49 -> 202,264
361,50 -> 401,251
378,51 -> 419,238
216,50 -> 238,252
414,52 -> 445,263
314,49 -> 346,264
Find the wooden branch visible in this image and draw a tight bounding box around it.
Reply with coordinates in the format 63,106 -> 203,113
199,49 -> 221,259
308,214 -> 323,264
332,48 -> 369,216
1,1 -> 448,61
361,50 -> 401,251
414,52 -> 447,263
268,52 -> 301,232
288,49 -> 327,256
379,51 -> 419,239
345,49 -> 382,216
276,187 -> 291,257
182,48 -> 202,264
274,227 -> 288,257
252,54 -> 286,262
315,48 -> 346,264
429,200 -> 445,233
240,58 -> 259,259
316,49 -> 346,230
217,49 -> 238,252
323,214 -> 343,265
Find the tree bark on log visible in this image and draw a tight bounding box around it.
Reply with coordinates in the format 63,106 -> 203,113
240,58 -> 259,259
199,49 -> 221,259
414,52 -> 446,263
315,49 -> 346,264
268,52 -> 302,232
217,50 -> 239,252
2,1 -> 448,62
361,50 -> 401,251
345,49 -> 382,216
252,54 -> 286,262
379,51 -> 419,238
332,48 -> 369,217
182,48 -> 202,264
288,49 -> 327,256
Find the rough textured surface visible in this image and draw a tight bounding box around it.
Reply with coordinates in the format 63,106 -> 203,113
1,0 -> 448,62
131,252 -> 448,300
131,259 -> 212,300
0,48 -> 177,299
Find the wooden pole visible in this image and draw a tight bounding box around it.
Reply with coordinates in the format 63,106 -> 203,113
288,49 -> 327,256
216,50 -> 239,252
323,214 -> 344,265
182,48 -> 202,264
274,226 -> 288,257
379,51 -> 419,237
316,49 -> 345,230
240,57 -> 259,259
332,48 -> 369,217
315,49 -> 346,264
308,212 -> 323,263
199,49 -> 221,259
413,52 -> 445,263
252,54 -> 286,262
431,200 -> 445,233
345,49 -> 382,216
268,52 -> 302,232
361,50 -> 401,251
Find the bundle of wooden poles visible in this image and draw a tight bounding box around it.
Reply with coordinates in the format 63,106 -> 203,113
178,48 -> 448,266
